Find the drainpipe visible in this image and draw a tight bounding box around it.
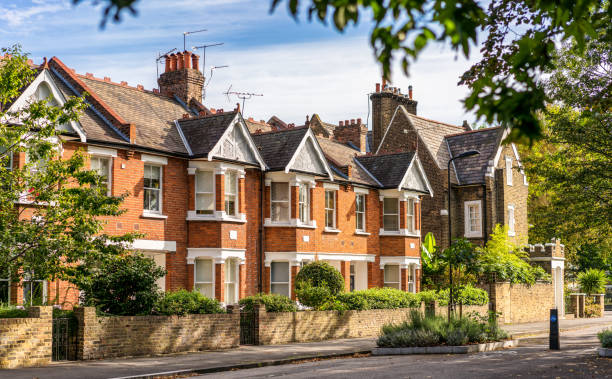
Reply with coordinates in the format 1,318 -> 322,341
482,184 -> 488,245
258,170 -> 265,293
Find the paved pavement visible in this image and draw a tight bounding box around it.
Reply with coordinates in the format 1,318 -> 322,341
198,325 -> 612,378
2,312 -> 611,379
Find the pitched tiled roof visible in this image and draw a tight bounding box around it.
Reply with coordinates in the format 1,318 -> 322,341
245,118 -> 275,134
176,112 -> 238,157
356,152 -> 416,189
316,137 -> 378,186
78,76 -> 189,155
445,127 -> 504,185
252,127 -> 309,171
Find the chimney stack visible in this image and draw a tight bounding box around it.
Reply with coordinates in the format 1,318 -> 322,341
158,50 -> 205,105
375,83 -> 380,93
408,85 -> 413,100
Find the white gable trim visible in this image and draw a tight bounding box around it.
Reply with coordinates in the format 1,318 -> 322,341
8,70 -> 86,142
285,128 -> 334,180
399,155 -> 433,196
207,113 -> 267,169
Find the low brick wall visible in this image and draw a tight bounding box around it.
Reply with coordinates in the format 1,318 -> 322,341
256,305 -> 418,345
480,282 -> 555,324
74,307 -> 239,359
0,307 -> 52,369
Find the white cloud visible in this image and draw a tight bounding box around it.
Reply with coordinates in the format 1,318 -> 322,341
0,0 -> 68,27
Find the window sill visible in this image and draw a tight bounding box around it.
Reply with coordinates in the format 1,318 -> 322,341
379,229 -> 420,237
141,213 -> 168,219
464,234 -> 483,239
187,211 -> 246,223
264,219 -> 316,229
354,230 -> 371,236
323,227 -> 341,233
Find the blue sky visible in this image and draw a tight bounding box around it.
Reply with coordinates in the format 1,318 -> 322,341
1,0 -> 481,127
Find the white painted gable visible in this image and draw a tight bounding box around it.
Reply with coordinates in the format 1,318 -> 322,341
286,130 -> 332,179
7,70 -> 86,142
400,156 -> 434,196
209,115 -> 266,168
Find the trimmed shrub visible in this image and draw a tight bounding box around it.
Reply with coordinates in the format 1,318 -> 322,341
577,268 -> 607,295
598,328 -> 612,348
239,293 -> 298,313
154,290 -> 225,316
322,292 -> 369,311
0,305 -> 28,318
349,288 -> 421,309
295,262 -> 344,308
436,285 -> 488,306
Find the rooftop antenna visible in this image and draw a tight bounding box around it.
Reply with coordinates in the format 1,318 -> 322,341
183,28 -> 207,51
192,42 -> 224,74
155,48 -> 177,86
203,65 -> 229,100
223,85 -> 263,114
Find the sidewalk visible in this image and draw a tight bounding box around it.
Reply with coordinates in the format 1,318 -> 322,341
3,312 -> 611,379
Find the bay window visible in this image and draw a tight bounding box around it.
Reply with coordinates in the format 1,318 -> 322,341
194,258 -> 214,298
225,259 -> 238,304
224,171 -> 237,216
325,190 -> 336,228
91,156 -> 111,195
406,198 -> 415,233
195,170 -> 214,215
271,182 -> 289,222
356,194 -> 365,232
383,198 -> 399,231
270,261 -> 290,297
144,164 -> 162,213
383,265 -> 400,289
298,183 -> 310,223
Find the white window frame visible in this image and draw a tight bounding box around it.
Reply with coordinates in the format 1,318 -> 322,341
406,198 -> 415,233
270,261 -> 291,297
464,200 -> 483,238
383,264 -> 401,289
298,183 -> 310,224
90,155 -> 112,196
270,182 -> 290,223
508,204 -> 516,237
383,197 -> 400,232
194,258 -> 215,299
224,258 -> 239,304
355,193 -> 366,232
143,164 -> 163,214
22,278 -> 47,305
224,170 -> 238,216
195,170 -> 215,215
407,265 -> 415,293
1,149 -> 12,171
325,190 -> 336,229
505,156 -> 513,186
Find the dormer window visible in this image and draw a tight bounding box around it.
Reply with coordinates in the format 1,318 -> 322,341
271,182 -> 289,222
195,170 -> 214,215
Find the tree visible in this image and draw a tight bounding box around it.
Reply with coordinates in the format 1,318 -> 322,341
0,45 -> 136,302
519,35 -> 612,265
73,0 -> 610,142
577,268 -> 607,295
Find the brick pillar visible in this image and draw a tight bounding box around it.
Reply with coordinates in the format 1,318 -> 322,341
215,262 -> 225,302
264,184 -> 271,219
340,261 -> 351,292
367,262 -> 375,289
187,263 -> 194,291
290,265 -> 299,300
74,306 -> 96,360
263,265 -> 271,294
254,303 -> 266,345
309,187 -> 315,221
290,185 -> 298,219
415,201 -> 421,231
238,175 -> 246,214
399,200 -> 406,229
415,268 -> 421,292
187,173 -> 195,211
400,267 -> 408,291
215,173 -> 224,212
239,262 -> 247,300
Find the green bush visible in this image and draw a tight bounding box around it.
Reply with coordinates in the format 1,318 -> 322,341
577,268 -> 607,295
376,309 -> 508,348
294,261 -> 345,308
239,293 -> 298,313
154,290 -> 225,316
417,290 -> 439,304
0,305 -> 28,318
598,328 -> 612,348
79,254 -> 165,316
437,285 -> 489,306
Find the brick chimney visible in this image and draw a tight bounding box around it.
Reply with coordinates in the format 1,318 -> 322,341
158,50 -> 205,105
370,82 -> 417,153
333,117 -> 368,153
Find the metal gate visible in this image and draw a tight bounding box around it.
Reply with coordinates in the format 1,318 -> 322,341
52,317 -> 78,361
240,310 -> 257,345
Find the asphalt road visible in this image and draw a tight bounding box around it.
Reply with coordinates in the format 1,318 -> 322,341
198,326 -> 612,378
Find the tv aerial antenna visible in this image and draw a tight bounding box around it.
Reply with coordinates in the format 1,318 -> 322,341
183,28 -> 207,50
155,48 -> 177,86
192,42 -> 224,74
224,85 -> 263,114
203,65 -> 229,100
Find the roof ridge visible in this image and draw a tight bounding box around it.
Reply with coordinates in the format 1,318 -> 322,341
253,125 -> 308,135
359,150 -> 415,159
178,111 -> 238,123
78,74 -> 174,99
405,112 -> 464,130
445,126 -> 502,138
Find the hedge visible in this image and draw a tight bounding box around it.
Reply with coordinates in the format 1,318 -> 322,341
239,293 -> 298,313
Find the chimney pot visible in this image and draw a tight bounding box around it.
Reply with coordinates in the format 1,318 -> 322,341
235,102 -> 241,112
86,72 -> 94,78
169,54 -> 177,71
153,88 -> 159,94
164,55 -> 171,72
183,113 -> 190,119
350,119 -> 355,125
210,108 -> 216,114
357,118 -> 362,124
345,119 -> 349,126
176,52 -> 184,70
104,76 -> 111,82
375,83 -> 380,92
120,81 -> 128,86
137,84 -> 144,90
339,121 -> 344,127
192,53 -> 200,71
408,85 -> 413,100
183,51 -> 192,69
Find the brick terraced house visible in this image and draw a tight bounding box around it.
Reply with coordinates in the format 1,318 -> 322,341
369,83 -> 529,249
2,52 -> 433,306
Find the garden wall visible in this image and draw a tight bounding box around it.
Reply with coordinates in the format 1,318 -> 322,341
0,307 -> 52,369
482,282 -> 555,324
74,307 -> 239,359
255,304 -> 420,345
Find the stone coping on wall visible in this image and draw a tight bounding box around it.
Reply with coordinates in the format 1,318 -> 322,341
372,339 -> 519,355
0,306 -> 53,369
